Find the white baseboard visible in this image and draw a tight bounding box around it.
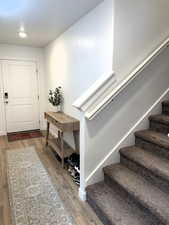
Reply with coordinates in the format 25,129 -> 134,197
0,131 -> 6,136
79,187 -> 86,201
86,87 -> 169,186
40,118 -> 46,130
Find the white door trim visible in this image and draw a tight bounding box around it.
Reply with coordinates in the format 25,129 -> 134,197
0,61 -> 6,135
0,58 -> 41,135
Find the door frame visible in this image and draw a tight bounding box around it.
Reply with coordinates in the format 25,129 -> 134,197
0,58 -> 41,135
0,61 -> 5,136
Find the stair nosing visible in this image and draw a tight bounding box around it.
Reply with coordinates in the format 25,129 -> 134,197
149,114 -> 169,125
120,146 -> 169,183
87,181 -> 161,225
135,130 -> 169,149
104,164 -> 169,224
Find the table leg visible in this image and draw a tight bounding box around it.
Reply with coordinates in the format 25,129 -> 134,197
45,121 -> 50,147
73,130 -> 79,153
58,130 -> 61,146
60,131 -> 64,168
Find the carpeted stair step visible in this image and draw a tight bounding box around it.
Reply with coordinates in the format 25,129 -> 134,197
120,146 -> 169,193
162,101 -> 169,115
135,130 -> 169,159
87,181 -> 162,225
149,114 -> 169,134
103,164 -> 169,225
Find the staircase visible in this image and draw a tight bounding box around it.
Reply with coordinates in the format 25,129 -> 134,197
87,100 -> 169,225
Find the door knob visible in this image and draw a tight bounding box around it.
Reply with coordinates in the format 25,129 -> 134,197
4,92 -> 8,99
4,100 -> 8,104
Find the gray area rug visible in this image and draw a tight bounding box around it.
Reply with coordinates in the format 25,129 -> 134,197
7,147 -> 74,225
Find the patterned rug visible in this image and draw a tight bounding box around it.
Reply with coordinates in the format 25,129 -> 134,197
7,147 -> 74,225
7,130 -> 43,142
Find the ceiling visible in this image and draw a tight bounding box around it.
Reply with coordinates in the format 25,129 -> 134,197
0,0 -> 102,47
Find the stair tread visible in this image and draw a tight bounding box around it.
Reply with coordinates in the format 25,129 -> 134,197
135,129 -> 169,149
149,114 -> 169,125
120,146 -> 169,182
87,182 -> 159,225
104,164 -> 169,224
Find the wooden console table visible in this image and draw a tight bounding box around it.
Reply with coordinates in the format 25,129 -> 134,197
44,112 -> 80,168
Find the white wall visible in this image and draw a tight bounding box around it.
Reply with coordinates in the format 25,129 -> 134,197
0,44 -> 46,135
44,0 -> 113,122
44,0 -> 113,148
114,0 -> 169,82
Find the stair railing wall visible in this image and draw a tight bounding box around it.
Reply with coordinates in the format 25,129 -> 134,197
74,36 -> 169,201
73,36 -> 169,120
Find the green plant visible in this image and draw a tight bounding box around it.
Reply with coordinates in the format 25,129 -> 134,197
48,87 -> 62,106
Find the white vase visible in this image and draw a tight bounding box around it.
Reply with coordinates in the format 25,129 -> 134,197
56,105 -> 61,112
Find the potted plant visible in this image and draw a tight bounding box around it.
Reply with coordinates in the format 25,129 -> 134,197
48,87 -> 62,112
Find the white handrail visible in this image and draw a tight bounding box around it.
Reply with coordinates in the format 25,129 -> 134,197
73,36 -> 169,120
73,72 -> 115,109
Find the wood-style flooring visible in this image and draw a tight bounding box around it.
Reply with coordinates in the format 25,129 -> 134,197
0,135 -> 103,225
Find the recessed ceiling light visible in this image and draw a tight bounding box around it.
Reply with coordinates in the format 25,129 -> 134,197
18,31 -> 27,38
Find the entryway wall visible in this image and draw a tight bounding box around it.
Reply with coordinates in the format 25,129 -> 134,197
44,0 -> 113,148
0,44 -> 46,135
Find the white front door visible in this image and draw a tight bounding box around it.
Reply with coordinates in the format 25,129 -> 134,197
2,60 -> 40,133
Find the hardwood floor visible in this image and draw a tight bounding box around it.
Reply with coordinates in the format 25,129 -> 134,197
0,135 -> 103,225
